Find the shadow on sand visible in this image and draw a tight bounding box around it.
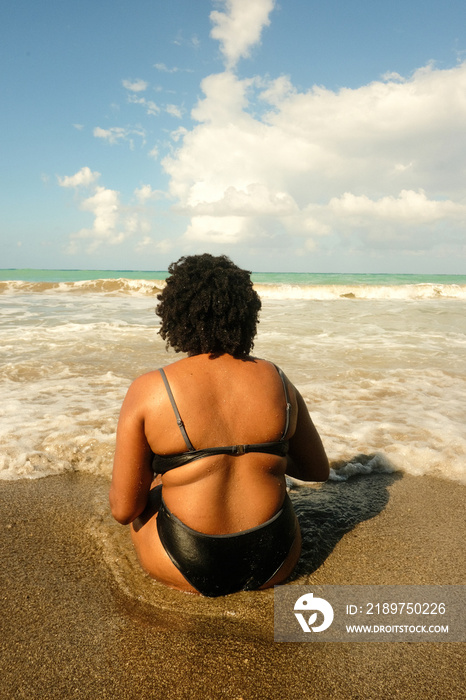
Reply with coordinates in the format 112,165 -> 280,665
289,454 -> 402,578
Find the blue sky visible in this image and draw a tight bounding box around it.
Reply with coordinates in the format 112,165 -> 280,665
2,0 -> 466,273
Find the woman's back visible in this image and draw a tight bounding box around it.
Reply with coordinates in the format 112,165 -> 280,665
142,354 -> 297,534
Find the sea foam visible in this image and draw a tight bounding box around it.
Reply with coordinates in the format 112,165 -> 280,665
1,277 -> 465,301
1,283 -> 465,484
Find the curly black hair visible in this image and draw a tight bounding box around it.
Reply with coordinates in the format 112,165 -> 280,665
156,254 -> 261,357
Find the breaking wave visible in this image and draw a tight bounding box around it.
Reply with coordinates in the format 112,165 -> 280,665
1,278 -> 465,301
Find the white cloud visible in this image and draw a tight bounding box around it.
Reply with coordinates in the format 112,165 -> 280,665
184,183 -> 298,217
154,62 -> 194,74
126,92 -> 182,119
184,215 -> 249,244
329,190 -> 466,225
148,145 -> 159,160
127,94 -> 160,115
302,190 -> 466,251
258,75 -> 295,106
165,104 -> 183,118
58,166 -> 100,188
154,63 -> 179,73
75,186 -> 123,250
93,127 -> 127,144
134,184 -> 166,202
210,0 -> 275,69
135,236 -> 174,253
172,32 -> 200,51
122,78 -> 148,92
170,127 -> 188,143
162,61 -> 466,256
93,126 -> 146,148
190,72 -> 254,124
61,172 -> 145,254
144,100 -> 160,116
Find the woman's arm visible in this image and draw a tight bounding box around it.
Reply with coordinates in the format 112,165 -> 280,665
109,378 -> 154,524
286,388 -> 329,482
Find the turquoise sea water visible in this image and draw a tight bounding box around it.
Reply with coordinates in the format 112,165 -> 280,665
1,269 -> 465,286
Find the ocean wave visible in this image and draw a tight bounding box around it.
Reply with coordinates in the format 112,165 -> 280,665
0,278 -> 166,296
254,282 -> 466,301
1,278 -> 465,300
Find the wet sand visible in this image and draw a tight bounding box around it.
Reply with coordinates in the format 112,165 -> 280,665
0,472 -> 464,700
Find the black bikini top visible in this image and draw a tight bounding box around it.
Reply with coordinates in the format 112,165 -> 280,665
152,365 -> 291,474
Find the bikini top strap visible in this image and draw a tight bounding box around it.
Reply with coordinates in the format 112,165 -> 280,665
274,365 -> 292,441
159,368 -> 195,451
160,364 -> 290,451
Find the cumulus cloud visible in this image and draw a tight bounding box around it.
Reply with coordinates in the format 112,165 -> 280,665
81,187 -> 119,232
93,127 -> 127,144
134,184 -> 166,202
61,169 -> 147,254
58,166 -> 100,188
329,190 -> 466,225
122,78 -> 148,92
135,236 -> 174,253
162,61 -> 466,256
170,127 -> 188,143
184,215 -> 249,244
68,186 -> 129,252
184,183 -> 298,217
210,0 -> 275,69
58,5 -> 466,268
302,190 -> 466,251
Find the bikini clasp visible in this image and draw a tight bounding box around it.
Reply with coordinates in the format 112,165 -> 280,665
232,444 -> 246,455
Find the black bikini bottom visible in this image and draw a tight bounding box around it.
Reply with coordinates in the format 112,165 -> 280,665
156,493 -> 298,597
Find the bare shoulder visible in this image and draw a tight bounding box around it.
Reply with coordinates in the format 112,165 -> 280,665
129,368 -> 162,389
120,370 -> 165,415
261,359 -> 298,400
250,357 -> 291,377
126,369 -> 158,393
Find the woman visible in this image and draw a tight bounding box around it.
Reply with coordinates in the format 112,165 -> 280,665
110,254 -> 329,597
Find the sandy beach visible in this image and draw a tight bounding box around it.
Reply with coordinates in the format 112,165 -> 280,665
1,471 -> 464,700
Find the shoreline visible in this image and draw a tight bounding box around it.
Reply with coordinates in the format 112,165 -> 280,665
1,472 -> 464,699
